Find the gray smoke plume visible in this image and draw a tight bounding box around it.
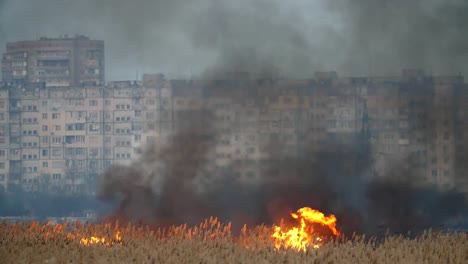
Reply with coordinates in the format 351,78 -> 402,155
1,0 -> 467,80
98,78 -> 468,236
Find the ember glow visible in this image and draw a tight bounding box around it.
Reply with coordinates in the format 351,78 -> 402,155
271,207 -> 341,251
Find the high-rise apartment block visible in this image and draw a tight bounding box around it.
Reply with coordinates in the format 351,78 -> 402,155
1,36 -> 104,87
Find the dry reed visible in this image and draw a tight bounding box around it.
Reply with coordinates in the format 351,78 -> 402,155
0,219 -> 467,264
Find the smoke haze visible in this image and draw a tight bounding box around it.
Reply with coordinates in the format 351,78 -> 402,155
98,92 -> 468,236
1,0 -> 467,80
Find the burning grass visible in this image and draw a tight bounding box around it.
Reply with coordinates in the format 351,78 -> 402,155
1,217 -> 467,264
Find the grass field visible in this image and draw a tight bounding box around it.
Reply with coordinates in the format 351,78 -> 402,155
1,218 -> 467,264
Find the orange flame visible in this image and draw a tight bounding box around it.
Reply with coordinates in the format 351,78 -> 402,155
79,231 -> 122,247
272,207 -> 341,251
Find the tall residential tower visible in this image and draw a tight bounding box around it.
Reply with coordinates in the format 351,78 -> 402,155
1,35 -> 104,87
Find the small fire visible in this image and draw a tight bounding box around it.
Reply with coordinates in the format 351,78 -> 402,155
272,207 -> 341,251
79,231 -> 122,246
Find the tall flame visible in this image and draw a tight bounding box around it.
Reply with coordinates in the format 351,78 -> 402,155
272,207 -> 341,251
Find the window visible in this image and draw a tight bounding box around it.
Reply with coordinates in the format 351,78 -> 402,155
104,160 -> 112,168
52,113 -> 60,119
135,111 -> 141,117
42,149 -> 48,156
89,124 -> 99,132
89,148 -> 99,156
0,150 -> 5,156
105,100 -> 111,106
432,170 -> 437,177
43,162 -> 48,168
42,125 -> 48,132
42,113 -> 48,119
77,160 -> 86,168
89,100 -> 98,106
89,161 -> 98,169
52,174 -> 61,180
0,162 -> 4,169
42,136 -> 49,143
42,101 -> 48,106
54,125 -> 61,131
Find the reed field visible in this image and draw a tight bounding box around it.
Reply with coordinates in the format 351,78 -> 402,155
1,218 -> 467,264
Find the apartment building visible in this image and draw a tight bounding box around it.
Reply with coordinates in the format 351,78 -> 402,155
0,70 -> 466,196
1,36 -> 104,87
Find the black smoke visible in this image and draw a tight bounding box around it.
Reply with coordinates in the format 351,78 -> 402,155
98,79 -> 468,236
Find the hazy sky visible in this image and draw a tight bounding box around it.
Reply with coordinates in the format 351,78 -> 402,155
1,0 -> 467,81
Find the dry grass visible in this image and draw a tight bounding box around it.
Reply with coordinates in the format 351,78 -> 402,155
1,218 -> 467,264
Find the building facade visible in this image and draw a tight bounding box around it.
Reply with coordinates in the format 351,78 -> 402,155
1,36 -> 104,87
0,70 -> 466,197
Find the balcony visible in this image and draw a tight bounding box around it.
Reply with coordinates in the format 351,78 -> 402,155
9,106 -> 20,112
9,150 -> 21,160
